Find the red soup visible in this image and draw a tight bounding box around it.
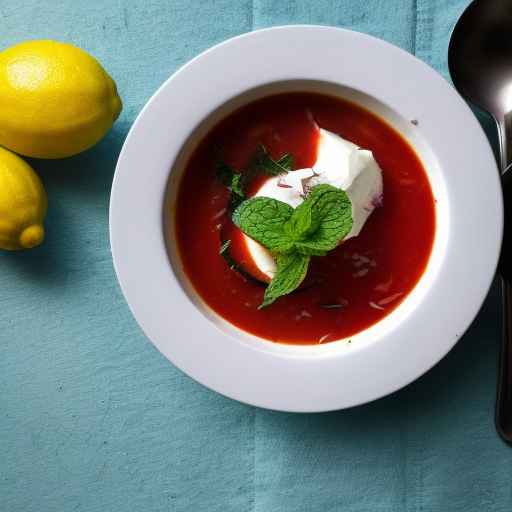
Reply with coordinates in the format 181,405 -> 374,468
174,93 -> 436,344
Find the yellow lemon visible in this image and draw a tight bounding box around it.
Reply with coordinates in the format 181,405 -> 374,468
0,146 -> 47,250
0,40 -> 122,159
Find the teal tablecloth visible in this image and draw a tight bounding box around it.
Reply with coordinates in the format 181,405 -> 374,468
1,1 -> 511,510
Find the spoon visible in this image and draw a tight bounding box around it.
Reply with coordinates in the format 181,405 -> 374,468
449,0 -> 512,444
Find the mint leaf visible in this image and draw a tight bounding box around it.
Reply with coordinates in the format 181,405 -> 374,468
260,253 -> 310,308
290,184 -> 352,255
232,197 -> 294,253
284,203 -> 317,240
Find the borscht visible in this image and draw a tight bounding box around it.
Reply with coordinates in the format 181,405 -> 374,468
174,93 -> 435,344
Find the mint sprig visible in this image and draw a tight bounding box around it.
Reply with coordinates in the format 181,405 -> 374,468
233,184 -> 353,307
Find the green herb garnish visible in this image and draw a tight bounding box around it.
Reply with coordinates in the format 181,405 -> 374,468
219,239 -> 232,256
247,144 -> 292,177
216,145 -> 294,210
216,161 -> 237,187
276,153 -> 294,171
320,303 -> 345,309
233,184 -> 353,307
219,239 -> 237,271
216,162 -> 245,209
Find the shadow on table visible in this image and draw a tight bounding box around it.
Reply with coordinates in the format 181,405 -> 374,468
0,122 -> 129,284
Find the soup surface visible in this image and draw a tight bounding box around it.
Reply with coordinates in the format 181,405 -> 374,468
174,93 -> 435,344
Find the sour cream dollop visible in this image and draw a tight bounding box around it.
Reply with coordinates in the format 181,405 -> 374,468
244,128 -> 384,280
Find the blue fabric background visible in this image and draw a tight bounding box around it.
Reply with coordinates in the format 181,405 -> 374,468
1,1 -> 511,510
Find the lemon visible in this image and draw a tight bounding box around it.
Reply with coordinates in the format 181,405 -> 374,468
0,40 -> 122,159
0,146 -> 47,250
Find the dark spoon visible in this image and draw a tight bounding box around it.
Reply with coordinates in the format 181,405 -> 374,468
449,0 -> 512,444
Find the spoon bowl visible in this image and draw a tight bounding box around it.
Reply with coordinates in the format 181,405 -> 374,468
448,1 -> 512,115
449,0 -> 512,166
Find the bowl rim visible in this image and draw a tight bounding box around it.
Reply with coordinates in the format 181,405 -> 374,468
110,25 -> 502,412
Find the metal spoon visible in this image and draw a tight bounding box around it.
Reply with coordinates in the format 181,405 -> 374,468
449,0 -> 512,444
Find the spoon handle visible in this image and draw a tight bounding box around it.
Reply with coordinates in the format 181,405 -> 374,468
497,281 -> 512,443
496,116 -> 512,444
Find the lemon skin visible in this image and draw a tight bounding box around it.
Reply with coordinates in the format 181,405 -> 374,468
0,146 -> 47,250
0,40 -> 122,159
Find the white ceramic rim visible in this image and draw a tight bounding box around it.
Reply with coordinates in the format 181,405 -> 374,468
110,26 -> 502,412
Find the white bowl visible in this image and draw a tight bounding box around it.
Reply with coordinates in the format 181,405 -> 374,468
110,26 -> 502,412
